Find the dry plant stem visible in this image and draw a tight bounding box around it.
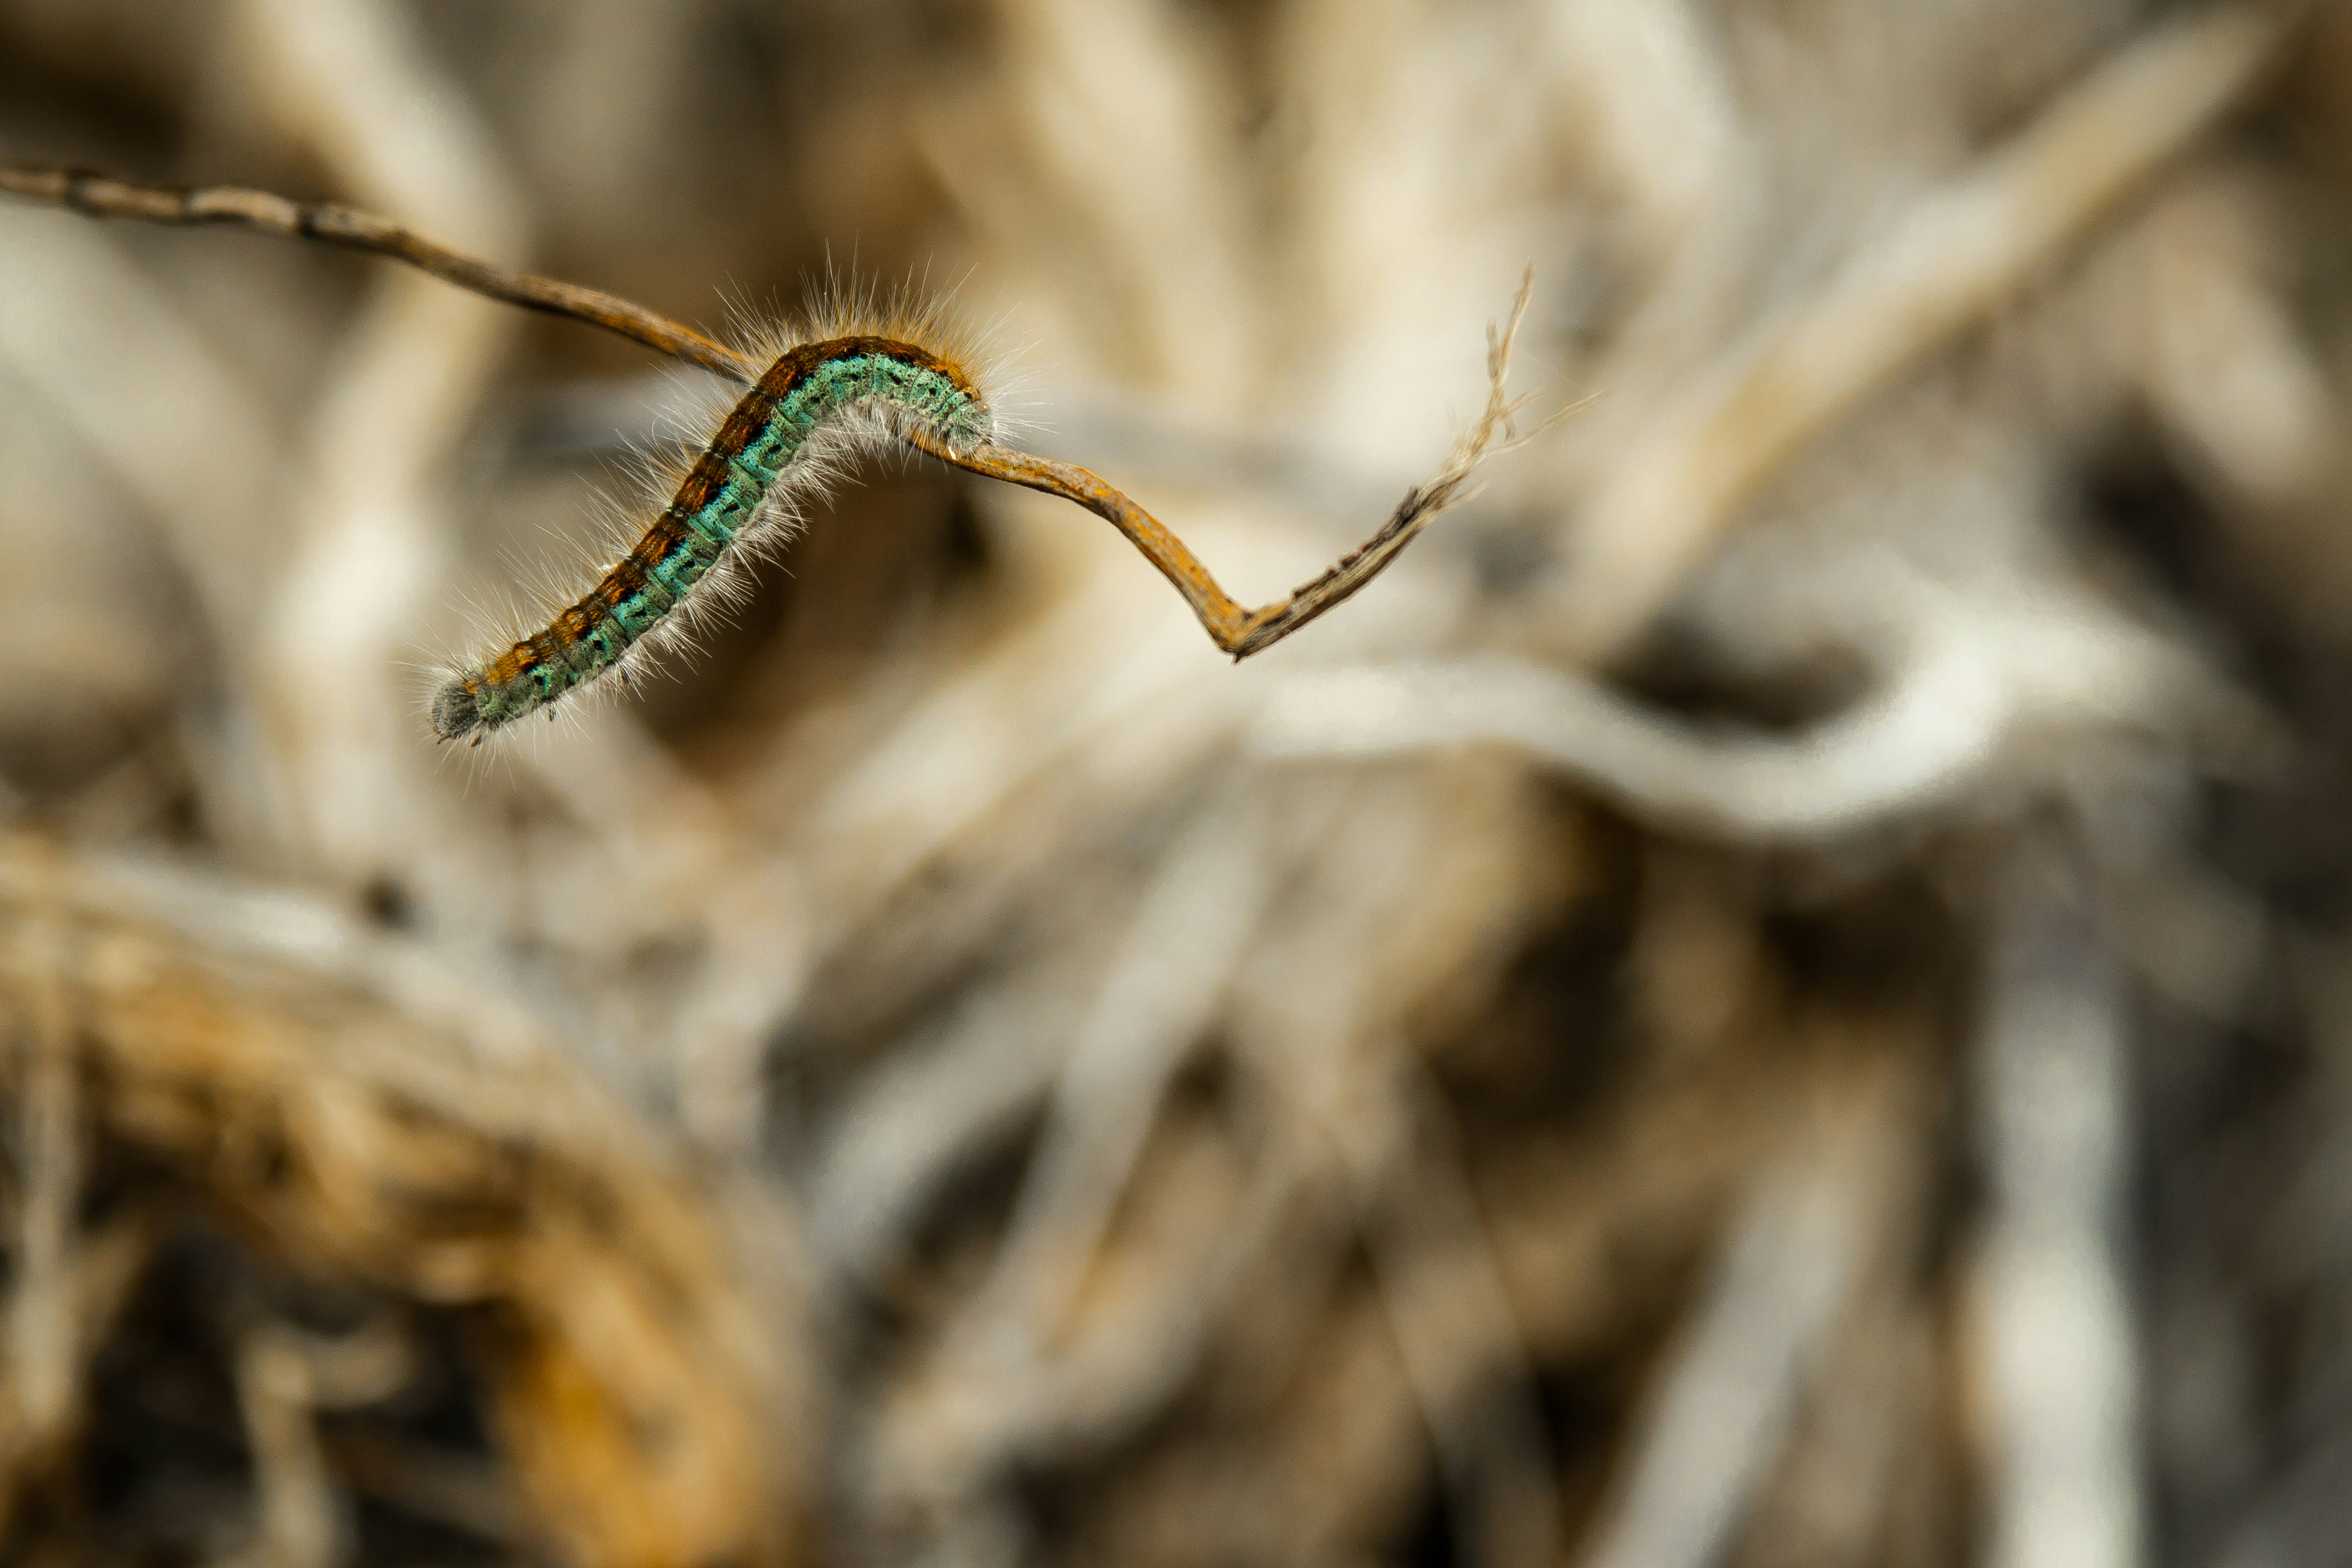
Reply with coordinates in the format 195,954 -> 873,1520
972,790 -> 1280,1347
1550,0 -> 2298,658
1976,872 -> 2142,1568
236,1331 -> 341,1568
1349,1047 -> 1560,1568
1578,1091 -> 1887,1568
3,931 -> 80,1484
915,274 -> 1540,658
0,164 -> 1531,664
0,163 -> 750,383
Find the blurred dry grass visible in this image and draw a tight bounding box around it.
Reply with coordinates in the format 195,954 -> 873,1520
1,1 -> 2349,1566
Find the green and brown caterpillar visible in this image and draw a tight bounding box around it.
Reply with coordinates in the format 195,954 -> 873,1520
431,297 -> 996,741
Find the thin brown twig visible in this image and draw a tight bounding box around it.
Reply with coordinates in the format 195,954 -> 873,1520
908,272 -> 1549,660
0,163 -> 1542,663
0,163 -> 753,383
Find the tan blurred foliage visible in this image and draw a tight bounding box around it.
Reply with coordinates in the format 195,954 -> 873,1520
0,2 -> 2348,1567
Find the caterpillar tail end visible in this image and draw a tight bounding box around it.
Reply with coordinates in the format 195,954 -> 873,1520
431,678 -> 485,743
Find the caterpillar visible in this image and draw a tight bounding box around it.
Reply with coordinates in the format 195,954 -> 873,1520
429,292 -> 996,743
5,165 -> 1553,738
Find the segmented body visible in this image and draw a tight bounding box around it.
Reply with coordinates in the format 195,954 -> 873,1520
431,335 -> 991,740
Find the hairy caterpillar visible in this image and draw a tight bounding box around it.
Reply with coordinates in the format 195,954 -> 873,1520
429,292 -> 996,742
2,165 -> 1552,731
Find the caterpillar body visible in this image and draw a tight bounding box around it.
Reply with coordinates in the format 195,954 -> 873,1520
430,305 -> 995,742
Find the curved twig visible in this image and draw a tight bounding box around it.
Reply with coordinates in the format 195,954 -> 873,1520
905,277 -> 1541,659
1,162 -> 1540,663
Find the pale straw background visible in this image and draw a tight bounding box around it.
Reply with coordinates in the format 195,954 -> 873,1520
0,3 -> 2346,1567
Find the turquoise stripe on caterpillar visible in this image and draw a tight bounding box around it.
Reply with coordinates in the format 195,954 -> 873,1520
431,338 -> 992,742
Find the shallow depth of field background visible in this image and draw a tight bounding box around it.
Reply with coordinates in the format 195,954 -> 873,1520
1,1 -> 2349,1565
